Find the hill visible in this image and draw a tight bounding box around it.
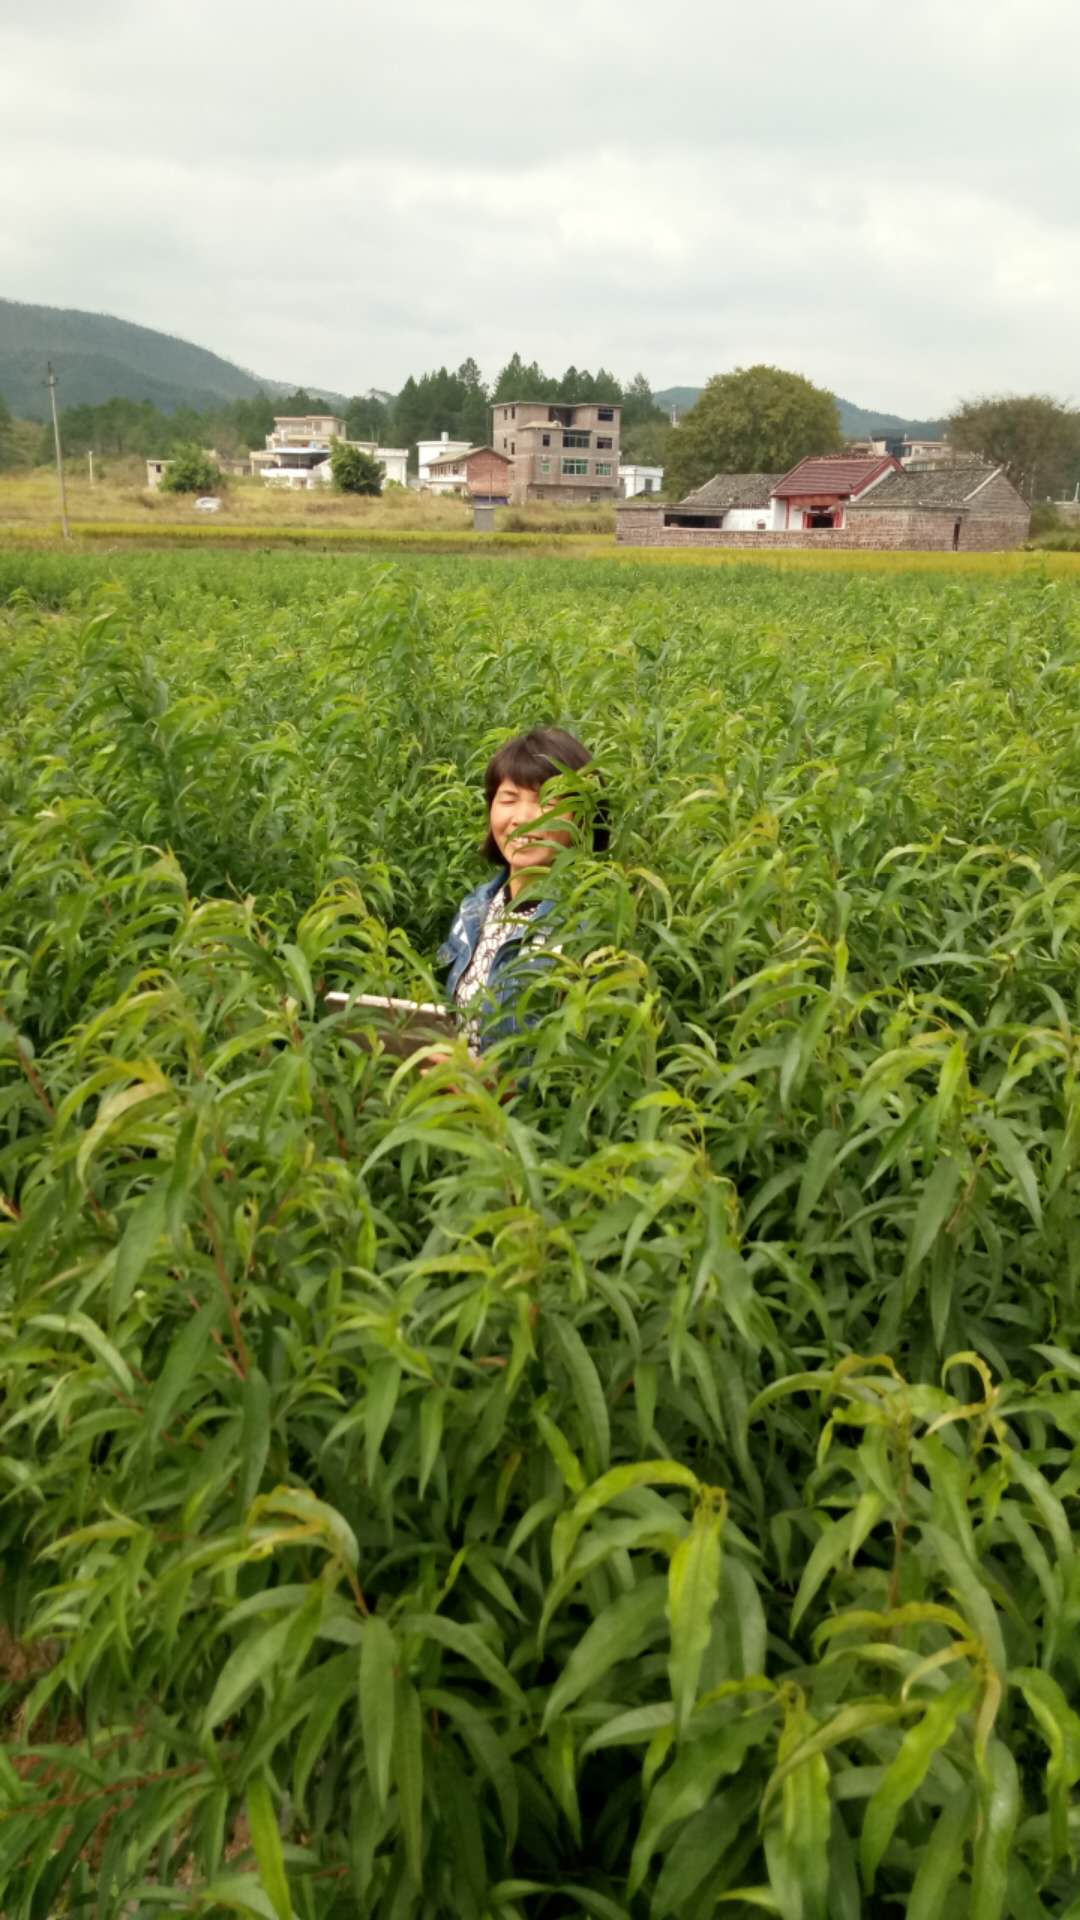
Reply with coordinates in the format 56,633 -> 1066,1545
0,298 -> 345,419
654,384 -> 945,441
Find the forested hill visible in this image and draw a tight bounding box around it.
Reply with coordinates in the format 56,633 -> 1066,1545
0,299 -> 345,420
654,385 -> 945,441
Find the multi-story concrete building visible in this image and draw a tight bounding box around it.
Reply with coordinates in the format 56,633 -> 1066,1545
492,399 -> 621,504
418,432 -> 473,491
250,415 -> 408,489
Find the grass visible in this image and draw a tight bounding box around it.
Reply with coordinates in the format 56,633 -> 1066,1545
0,461 -> 616,537
2,548 -> 1080,1915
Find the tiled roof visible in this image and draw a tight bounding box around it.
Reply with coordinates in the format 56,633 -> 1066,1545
678,472 -> 782,510
427,444 -> 511,469
848,466 -> 1006,510
772,454 -> 897,498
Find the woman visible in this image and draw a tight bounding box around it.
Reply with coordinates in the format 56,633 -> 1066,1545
439,727 -> 602,1055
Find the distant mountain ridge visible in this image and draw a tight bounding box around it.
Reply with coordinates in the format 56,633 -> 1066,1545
1,298 -> 944,441
653,386 -> 945,441
0,298 -> 345,419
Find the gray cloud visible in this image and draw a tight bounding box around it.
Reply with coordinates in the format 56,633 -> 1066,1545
2,0 -> 1077,411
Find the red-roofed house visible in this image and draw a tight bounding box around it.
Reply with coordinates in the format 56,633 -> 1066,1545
616,454 -> 1030,550
770,453 -> 900,530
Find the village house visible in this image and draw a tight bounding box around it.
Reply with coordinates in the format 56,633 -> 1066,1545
493,399 -> 621,505
422,444 -> 512,505
418,432 -> 473,491
618,454 -> 1029,551
249,415 -> 408,489
849,433 -> 956,467
619,463 -> 664,497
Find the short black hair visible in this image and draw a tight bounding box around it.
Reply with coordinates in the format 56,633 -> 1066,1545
481,726 -> 608,864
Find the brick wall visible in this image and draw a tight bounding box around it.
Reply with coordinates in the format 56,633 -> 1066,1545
465,449 -> 511,498
616,501 -> 1030,551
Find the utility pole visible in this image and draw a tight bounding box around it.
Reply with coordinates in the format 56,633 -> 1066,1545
88,449 -> 95,488
46,363 -> 70,539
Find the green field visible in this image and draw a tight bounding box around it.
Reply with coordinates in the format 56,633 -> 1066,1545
3,548 -> 1080,1917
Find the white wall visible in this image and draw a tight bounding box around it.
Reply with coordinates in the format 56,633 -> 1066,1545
619,464 -> 664,497
418,436 -> 471,485
722,505 -> 773,530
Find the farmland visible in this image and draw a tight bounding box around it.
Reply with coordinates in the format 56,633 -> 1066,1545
3,547 -> 1080,1917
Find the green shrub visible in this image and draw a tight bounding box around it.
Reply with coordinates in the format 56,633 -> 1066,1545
1,552 -> 1080,1915
159,443 -> 223,495
331,439 -> 383,494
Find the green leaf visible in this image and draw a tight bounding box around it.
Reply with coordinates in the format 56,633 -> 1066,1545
30,1310 -> 134,1396
907,1787 -> 974,1920
401,1612 -> 527,1709
110,1182 -> 167,1322
365,1357 -> 402,1485
547,1314 -> 610,1477
239,1366 -> 271,1513
145,1295 -> 225,1451
791,1511 -> 856,1630
204,1615 -> 296,1732
552,1460 -> 699,1575
543,1577 -> 668,1729
970,1738 -> 1019,1920
667,1496 -> 724,1732
984,1117 -> 1042,1226
906,1155 -> 963,1273
245,1775 -> 292,1920
795,1128 -> 842,1230
1013,1667 -> 1080,1864
860,1681 -> 976,1891
394,1676 -> 424,1887
360,1615 -> 397,1812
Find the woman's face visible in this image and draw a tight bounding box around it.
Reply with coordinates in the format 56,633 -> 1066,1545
489,778 -> 574,874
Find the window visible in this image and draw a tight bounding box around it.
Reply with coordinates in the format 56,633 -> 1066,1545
542,432 -> 551,447
541,459 -> 551,474
562,458 -> 588,476
598,407 -> 614,421
595,462 -> 612,477
510,442 -> 515,454
596,436 -> 613,450
563,430 -> 590,448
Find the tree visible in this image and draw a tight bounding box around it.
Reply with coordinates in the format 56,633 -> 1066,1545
663,365 -> 843,501
330,440 -> 383,494
622,417 -> 672,468
159,444 -> 222,494
457,359 -> 489,446
946,393 -> 1080,501
344,393 -> 390,442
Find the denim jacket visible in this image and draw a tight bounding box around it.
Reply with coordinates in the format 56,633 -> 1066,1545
438,870 -> 556,1051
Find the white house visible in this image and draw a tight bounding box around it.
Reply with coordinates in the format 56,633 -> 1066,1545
250,415 -> 407,490
619,463 -> 664,498
418,432 -> 473,491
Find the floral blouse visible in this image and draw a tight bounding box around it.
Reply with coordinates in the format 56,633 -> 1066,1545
453,885 -> 538,1050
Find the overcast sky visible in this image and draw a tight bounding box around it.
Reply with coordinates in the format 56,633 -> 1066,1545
1,0 -> 1076,414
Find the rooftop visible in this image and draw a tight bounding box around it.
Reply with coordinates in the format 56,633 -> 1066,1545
848,465 -> 1005,511
427,443 -> 511,470
678,472 -> 781,510
772,454 -> 898,499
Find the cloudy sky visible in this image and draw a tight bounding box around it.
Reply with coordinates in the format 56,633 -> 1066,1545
1,0 -> 1076,413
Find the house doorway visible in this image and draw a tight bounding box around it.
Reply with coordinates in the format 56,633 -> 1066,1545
806,509 -> 837,529
952,519 -> 962,550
